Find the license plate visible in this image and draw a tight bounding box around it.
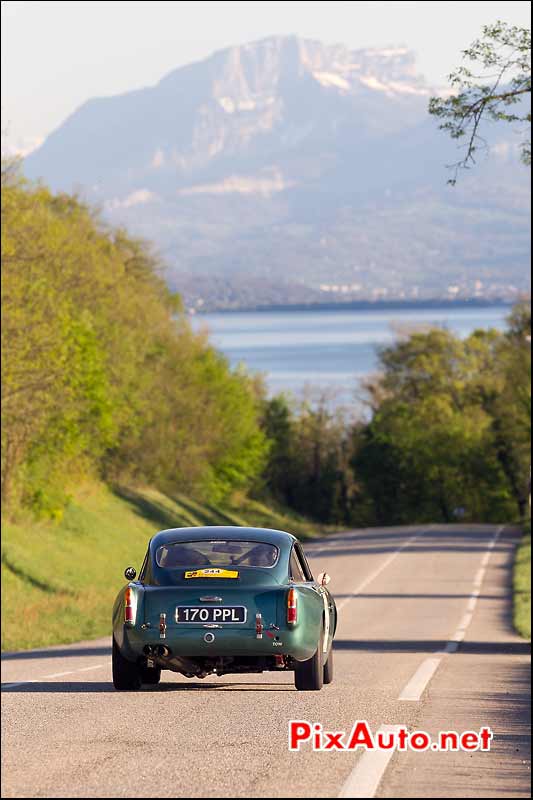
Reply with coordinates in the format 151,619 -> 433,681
175,606 -> 247,624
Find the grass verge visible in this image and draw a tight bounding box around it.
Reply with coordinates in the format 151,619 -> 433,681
513,520 -> 531,640
1,482 -> 332,652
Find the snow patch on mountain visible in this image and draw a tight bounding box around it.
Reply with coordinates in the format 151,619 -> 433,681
387,81 -> 430,96
178,169 -> 294,198
359,75 -> 390,92
313,71 -> 351,91
358,74 -> 430,96
218,95 -> 276,114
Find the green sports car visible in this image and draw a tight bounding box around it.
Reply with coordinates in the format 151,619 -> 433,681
112,526 -> 337,691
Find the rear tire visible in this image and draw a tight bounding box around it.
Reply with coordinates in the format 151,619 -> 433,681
112,637 -> 142,691
141,666 -> 161,685
294,629 -> 324,691
323,646 -> 334,684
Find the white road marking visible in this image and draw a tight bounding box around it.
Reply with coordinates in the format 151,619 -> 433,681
307,545 -> 334,559
398,526 -> 504,703
307,527 -> 430,567
76,665 -> 106,673
450,629 -> 466,643
440,641 -> 459,655
474,567 -> 486,588
335,525 -> 505,797
2,663 -> 105,690
338,725 -> 403,799
397,657 -> 442,702
306,535 -> 354,560
42,671 -> 77,679
337,528 -> 431,612
467,591 -> 480,613
456,611 -> 474,632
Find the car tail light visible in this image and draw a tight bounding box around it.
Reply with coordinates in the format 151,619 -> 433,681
287,587 -> 298,624
124,587 -> 135,624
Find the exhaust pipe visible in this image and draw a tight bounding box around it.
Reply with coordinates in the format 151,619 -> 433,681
143,644 -> 172,658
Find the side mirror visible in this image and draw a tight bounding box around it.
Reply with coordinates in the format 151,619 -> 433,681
124,567 -> 137,581
317,572 -> 331,587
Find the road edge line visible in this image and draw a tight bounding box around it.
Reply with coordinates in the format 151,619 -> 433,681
338,725 -> 403,799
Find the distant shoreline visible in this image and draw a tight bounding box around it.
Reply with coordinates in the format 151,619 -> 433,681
194,298 -> 515,315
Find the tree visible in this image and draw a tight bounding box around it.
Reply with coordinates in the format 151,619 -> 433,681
486,302 -> 532,519
261,395 -> 294,504
355,325 -> 525,524
429,21 -> 531,183
1,169 -> 268,513
260,393 -> 363,525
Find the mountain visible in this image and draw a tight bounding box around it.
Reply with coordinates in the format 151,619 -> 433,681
24,36 -> 531,310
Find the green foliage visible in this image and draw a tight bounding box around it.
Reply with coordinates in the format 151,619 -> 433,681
514,522 -> 531,640
429,21 -> 531,181
486,303 -> 532,519
261,395 -> 297,503
1,170 -> 267,512
260,395 -> 368,526
355,313 -> 531,524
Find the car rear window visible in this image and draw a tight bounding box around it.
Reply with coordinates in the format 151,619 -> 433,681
156,541 -> 279,569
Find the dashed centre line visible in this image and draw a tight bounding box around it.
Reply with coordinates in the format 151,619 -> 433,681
398,526 -> 504,704
337,528 -> 432,612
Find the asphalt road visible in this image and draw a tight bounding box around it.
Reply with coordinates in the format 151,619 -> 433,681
2,524 -> 531,798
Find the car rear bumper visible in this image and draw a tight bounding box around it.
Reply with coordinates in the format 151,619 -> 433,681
116,623 -> 317,662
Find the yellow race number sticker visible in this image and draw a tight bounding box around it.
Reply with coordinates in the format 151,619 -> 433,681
184,568 -> 239,580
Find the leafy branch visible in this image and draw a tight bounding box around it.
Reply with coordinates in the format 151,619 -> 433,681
429,22 -> 531,184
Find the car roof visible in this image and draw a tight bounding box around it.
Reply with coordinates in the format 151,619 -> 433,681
151,526 -> 297,550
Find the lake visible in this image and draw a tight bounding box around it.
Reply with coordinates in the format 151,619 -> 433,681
192,305 -> 510,408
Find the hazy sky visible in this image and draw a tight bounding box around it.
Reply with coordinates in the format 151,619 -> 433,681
2,0 -> 531,151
